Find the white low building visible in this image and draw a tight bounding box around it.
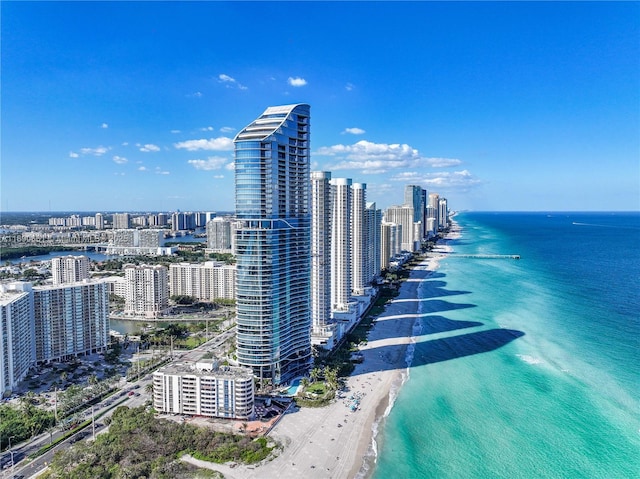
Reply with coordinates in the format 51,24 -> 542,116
153,361 -> 254,419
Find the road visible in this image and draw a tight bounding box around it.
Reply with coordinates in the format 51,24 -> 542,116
4,384 -> 150,479
4,326 -> 236,479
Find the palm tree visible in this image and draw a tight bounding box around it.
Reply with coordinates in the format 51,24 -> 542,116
300,377 -> 310,391
324,366 -> 339,391
309,367 -> 321,383
145,383 -> 154,395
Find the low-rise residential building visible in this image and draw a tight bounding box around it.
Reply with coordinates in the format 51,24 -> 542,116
153,361 -> 254,419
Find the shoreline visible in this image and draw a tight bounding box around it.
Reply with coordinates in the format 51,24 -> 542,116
187,226 -> 459,479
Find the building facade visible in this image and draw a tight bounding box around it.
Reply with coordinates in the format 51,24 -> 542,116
51,255 -> 90,285
384,205 -> 417,252
365,203 -> 382,283
310,171 -> 335,344
112,213 -> 131,230
330,178 -> 352,312
206,217 -> 233,252
0,284 -> 34,395
234,104 -> 312,385
153,362 -> 254,419
33,280 -> 109,362
124,264 -> 169,318
351,183 -> 368,296
169,261 -> 236,301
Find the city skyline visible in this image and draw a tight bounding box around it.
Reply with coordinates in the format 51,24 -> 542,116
2,1 -> 638,213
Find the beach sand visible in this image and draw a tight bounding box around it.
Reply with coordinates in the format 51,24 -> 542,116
183,230 -> 458,479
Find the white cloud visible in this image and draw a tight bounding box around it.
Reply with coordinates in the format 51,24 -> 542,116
390,170 -> 481,189
69,152 -> 79,158
342,127 -> 366,135
138,166 -> 147,171
139,143 -> 160,152
79,146 -> 109,156
213,174 -> 225,179
174,137 -> 233,151
156,170 -> 170,175
122,142 -> 129,146
188,156 -> 228,171
170,130 -> 181,134
200,126 -> 215,132
345,83 -> 355,91
225,162 -> 235,171
220,126 -> 235,133
288,76 -> 307,87
112,155 -> 128,164
114,172 -> 125,176
187,91 -> 202,98
218,73 -> 247,90
316,140 -> 462,173
101,123 -> 109,129
219,74 -> 235,83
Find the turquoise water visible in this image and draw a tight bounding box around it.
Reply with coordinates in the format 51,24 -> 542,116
287,378 -> 301,396
372,212 -> 640,479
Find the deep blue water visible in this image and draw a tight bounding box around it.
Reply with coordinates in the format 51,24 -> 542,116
372,212 -> 640,479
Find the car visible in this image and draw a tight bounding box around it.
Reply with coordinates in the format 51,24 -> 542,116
128,391 -> 135,396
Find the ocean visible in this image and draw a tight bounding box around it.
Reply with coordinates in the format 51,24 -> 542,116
372,212 -> 640,479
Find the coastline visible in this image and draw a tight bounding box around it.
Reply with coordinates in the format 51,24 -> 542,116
186,227 -> 459,479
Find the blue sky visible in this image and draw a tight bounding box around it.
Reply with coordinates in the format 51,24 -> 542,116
2,1 -> 638,213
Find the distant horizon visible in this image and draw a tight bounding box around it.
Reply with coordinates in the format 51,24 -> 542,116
1,209 -> 639,216
2,2 -> 638,212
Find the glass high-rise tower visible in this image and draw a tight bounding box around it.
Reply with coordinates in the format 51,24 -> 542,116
234,104 -> 312,386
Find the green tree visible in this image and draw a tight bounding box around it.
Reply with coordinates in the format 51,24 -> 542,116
309,367 -> 321,383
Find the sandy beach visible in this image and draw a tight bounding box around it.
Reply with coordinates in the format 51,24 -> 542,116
184,231 -> 458,479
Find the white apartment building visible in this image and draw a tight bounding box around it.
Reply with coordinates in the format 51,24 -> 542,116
95,213 -> 105,230
112,213 -> 131,229
51,255 -> 90,285
102,276 -> 127,298
0,284 -> 34,395
153,362 -> 254,419
311,171 -> 335,346
124,264 -> 169,319
439,198 -> 449,229
33,280 -> 109,362
169,261 -> 236,301
428,193 -> 440,229
384,205 -> 418,252
107,229 -> 173,256
381,222 -> 403,270
330,178 -> 352,312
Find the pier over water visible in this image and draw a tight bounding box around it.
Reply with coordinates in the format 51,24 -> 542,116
447,254 -> 521,260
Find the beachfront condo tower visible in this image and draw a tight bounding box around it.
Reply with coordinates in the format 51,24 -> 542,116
330,178 -> 353,312
311,171 -> 335,346
234,104 -> 312,386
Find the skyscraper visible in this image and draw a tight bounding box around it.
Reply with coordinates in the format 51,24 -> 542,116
330,178 -> 352,312
234,104 -> 311,385
310,171 -> 333,341
404,184 -> 426,240
351,183 -> 367,296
